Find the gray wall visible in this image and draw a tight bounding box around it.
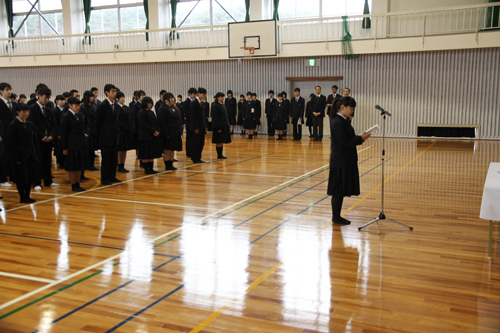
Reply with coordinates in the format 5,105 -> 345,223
1,47 -> 499,138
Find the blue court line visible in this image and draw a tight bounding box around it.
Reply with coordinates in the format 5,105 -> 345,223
101,159 -> 390,332
30,256 -> 181,333
0,232 -> 176,258
20,157 -> 385,331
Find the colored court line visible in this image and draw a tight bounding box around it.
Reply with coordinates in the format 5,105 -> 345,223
189,262 -> 283,333
0,272 -> 57,284
0,146 -> 373,322
87,176 -> 100,190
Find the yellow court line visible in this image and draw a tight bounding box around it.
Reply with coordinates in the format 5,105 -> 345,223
87,176 -> 100,190
319,141 -> 437,234
189,262 -> 283,333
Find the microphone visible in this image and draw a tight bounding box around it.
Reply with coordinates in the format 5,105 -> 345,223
375,105 -> 392,116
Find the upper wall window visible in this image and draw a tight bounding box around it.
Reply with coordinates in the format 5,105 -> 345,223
278,0 -> 373,20
176,0 -> 246,27
89,0 -> 147,33
12,0 -> 64,37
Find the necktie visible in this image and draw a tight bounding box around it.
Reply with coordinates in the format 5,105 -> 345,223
7,101 -> 12,111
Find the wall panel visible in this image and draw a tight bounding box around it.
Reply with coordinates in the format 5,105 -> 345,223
1,47 -> 498,138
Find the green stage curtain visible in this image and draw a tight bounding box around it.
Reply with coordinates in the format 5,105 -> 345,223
144,0 -> 149,41
169,0 -> 178,41
245,0 -> 250,22
83,0 -> 92,44
362,0 -> 371,29
273,0 -> 279,20
486,0 -> 500,28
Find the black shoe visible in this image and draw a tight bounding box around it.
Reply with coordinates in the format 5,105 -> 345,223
80,176 -> 89,181
101,180 -> 112,186
21,198 -> 36,203
145,169 -> 158,174
72,186 -> 86,192
118,167 -> 130,173
87,166 -> 99,171
217,156 -> 227,159
333,217 -> 351,225
313,139 -> 319,141
110,178 -> 122,183
319,139 -> 322,142
309,135 -> 314,138
193,160 -> 206,164
173,159 -> 178,162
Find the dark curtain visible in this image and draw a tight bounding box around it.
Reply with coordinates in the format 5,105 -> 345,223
4,0 -> 14,38
362,0 -> 371,29
245,0 -> 250,22
144,0 -> 149,41
169,0 -> 178,41
273,0 -> 279,20
83,0 -> 92,44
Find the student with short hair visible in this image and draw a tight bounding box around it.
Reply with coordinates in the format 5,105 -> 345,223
243,92 -> 257,139
116,91 -> 134,173
130,90 -> 146,158
91,87 -> 101,106
281,91 -> 290,137
224,90 -> 237,134
184,88 -> 198,158
188,87 -> 207,163
7,103 -> 39,203
158,92 -> 183,170
326,85 -> 341,120
60,97 -> 88,192
155,90 -> 167,113
96,84 -> 121,185
137,96 -> 161,174
306,93 -> 315,138
10,93 -> 17,103
211,92 -> 231,159
0,82 -> 14,187
311,86 -> 327,142
18,94 -> 27,104
291,87 -> 305,141
265,90 -> 276,137
52,95 -> 67,169
273,93 -> 287,140
237,94 -> 246,135
251,93 -> 261,135
176,94 -> 185,128
81,91 -> 98,171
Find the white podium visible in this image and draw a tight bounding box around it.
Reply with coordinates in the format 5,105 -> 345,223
480,162 -> 500,258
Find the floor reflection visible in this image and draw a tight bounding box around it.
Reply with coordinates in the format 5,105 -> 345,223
119,221 -> 154,281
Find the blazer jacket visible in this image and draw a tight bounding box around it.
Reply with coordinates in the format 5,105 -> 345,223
137,108 -> 160,141
188,98 -> 206,134
27,102 -> 56,141
330,114 -> 363,169
7,119 -> 39,163
95,99 -> 120,147
290,96 -> 305,119
60,111 -> 86,151
157,104 -> 183,137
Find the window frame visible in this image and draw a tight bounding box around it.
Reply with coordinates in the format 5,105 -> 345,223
12,1 -> 64,37
90,0 -> 146,33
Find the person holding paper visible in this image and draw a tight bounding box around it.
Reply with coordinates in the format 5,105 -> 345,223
328,96 -> 371,225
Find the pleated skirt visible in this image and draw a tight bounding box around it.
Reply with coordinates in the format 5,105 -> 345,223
138,139 -> 162,160
65,146 -> 89,171
327,167 -> 360,197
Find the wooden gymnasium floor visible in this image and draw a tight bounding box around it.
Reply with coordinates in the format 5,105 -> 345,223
0,135 -> 499,333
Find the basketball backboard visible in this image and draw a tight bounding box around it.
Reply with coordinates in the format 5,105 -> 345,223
228,20 -> 278,58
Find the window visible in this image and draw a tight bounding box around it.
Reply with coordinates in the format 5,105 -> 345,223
176,0 -> 246,27
278,0 -> 373,20
12,0 -> 64,37
89,0 -> 147,33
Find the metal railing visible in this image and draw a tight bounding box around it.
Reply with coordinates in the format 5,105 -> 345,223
1,3 -> 498,57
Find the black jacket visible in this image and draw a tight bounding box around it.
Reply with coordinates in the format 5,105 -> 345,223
211,102 -> 230,130
137,108 -> 160,141
118,104 -> 133,135
157,104 -> 183,137
265,98 -> 276,118
290,96 -> 305,119
27,102 -> 56,141
60,111 -> 86,151
96,99 -> 120,147
7,119 -> 39,163
130,101 -> 142,134
188,98 -> 206,134
0,99 -> 14,136
327,93 -> 342,117
311,95 -> 327,118
330,114 -> 363,168
224,97 -> 237,117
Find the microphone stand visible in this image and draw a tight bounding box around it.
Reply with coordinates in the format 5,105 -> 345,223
358,107 -> 413,231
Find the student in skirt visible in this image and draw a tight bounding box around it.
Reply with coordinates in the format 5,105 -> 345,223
60,97 -> 88,192
157,92 -> 183,171
6,103 -> 39,202
273,93 -> 287,140
52,95 -> 66,169
211,92 -> 232,159
243,92 -> 256,139
328,97 -> 371,225
237,94 -> 246,135
305,93 -> 315,138
116,91 -> 134,173
224,90 -> 237,134
137,96 -> 161,174
251,93 -> 261,135
81,91 -> 99,171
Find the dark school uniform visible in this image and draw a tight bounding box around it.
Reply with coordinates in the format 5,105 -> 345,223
243,99 -> 257,130
60,110 -> 88,171
137,108 -> 162,160
254,99 -> 262,126
52,105 -> 65,167
188,98 -> 206,162
311,94 -> 327,141
184,97 -> 194,157
224,97 -> 237,126
27,102 -> 56,186
327,113 -> 364,197
282,98 -> 291,126
96,98 -> 120,182
157,104 -> 183,152
154,99 -> 163,114
291,96 -> 305,140
211,102 -> 232,144
117,104 -> 134,151
130,100 -> 142,149
273,101 -> 287,131
237,100 -> 245,127
327,93 -> 342,119
176,101 -> 185,125
265,97 -> 276,136
305,100 -> 314,127
81,103 -> 98,169
0,98 -> 15,181
203,100 -> 212,132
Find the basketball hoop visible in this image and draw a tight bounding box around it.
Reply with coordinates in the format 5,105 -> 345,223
241,46 -> 255,56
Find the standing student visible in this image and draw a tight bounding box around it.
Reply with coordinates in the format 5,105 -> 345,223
129,91 -> 138,108
28,86 -> 58,189
328,97 -> 371,225
116,91 -> 134,173
184,88 -> 197,158
157,92 -> 183,170
130,90 -> 145,158
306,93 -> 314,138
273,93 -> 287,140
81,91 -> 98,171
176,95 -> 185,128
0,82 -> 14,187
202,95 -> 211,132
211,92 -> 231,159
91,87 -> 101,106
18,94 -> 27,104
237,95 -> 246,135
290,88 -> 305,141
326,85 -> 341,120
137,97 -> 161,174
52,95 -> 67,169
7,103 -> 39,203
265,90 -> 276,137
188,88 -> 207,163
155,90 -> 167,113
281,92 -> 291,137
10,94 -> 17,103
251,93 -> 261,135
243,92 -> 256,139
224,90 -> 237,134
95,84 -> 121,186
311,86 -> 327,142
60,97 -> 88,192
